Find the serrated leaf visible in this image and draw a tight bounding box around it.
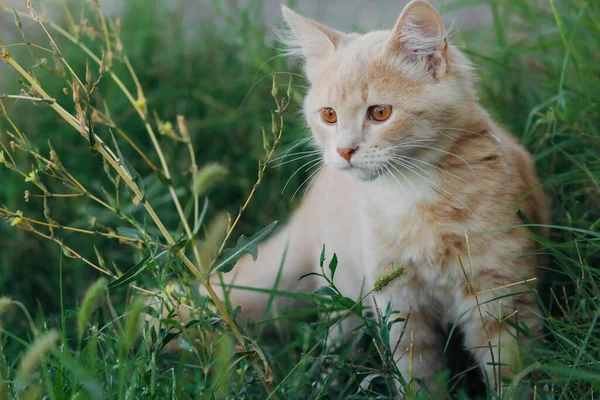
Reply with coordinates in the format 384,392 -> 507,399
328,253 -> 338,280
212,221 -> 277,274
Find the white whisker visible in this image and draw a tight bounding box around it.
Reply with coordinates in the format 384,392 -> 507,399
282,158 -> 322,193
390,144 -> 476,175
293,164 -> 325,200
324,169 -> 333,214
383,163 -> 405,192
388,156 -> 431,177
392,154 -> 478,190
392,161 -> 474,214
270,149 -> 320,164
272,152 -> 322,168
388,139 -> 437,150
386,161 -> 418,194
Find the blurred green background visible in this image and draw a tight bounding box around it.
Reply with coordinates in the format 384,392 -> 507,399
0,0 -> 599,398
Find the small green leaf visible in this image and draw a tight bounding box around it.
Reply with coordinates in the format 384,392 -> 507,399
328,253 -> 338,280
108,251 -> 159,289
212,221 -> 277,274
314,286 -> 336,297
262,127 -> 270,153
94,246 -> 106,268
332,295 -> 362,315
169,237 -> 188,254
60,241 -> 77,259
13,9 -> 22,30
319,245 -> 326,268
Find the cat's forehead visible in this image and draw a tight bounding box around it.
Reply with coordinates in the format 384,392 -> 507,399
311,31 -> 415,104
329,31 -> 390,78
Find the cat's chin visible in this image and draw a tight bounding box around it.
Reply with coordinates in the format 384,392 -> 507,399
347,167 -> 379,181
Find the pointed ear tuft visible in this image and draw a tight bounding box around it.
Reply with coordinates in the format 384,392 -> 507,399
387,0 -> 449,79
280,5 -> 343,64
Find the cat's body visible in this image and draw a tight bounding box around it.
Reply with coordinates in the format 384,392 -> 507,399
196,0 -> 548,395
223,115 -> 546,389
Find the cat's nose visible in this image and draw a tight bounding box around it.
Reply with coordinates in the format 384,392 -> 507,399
337,147 -> 357,162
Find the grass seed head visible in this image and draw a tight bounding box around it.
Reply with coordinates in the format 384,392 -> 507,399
373,264 -> 405,292
78,278 -> 107,340
0,297 -> 11,315
194,163 -> 228,197
16,330 -> 59,383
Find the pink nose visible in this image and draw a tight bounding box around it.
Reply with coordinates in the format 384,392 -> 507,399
337,147 -> 357,162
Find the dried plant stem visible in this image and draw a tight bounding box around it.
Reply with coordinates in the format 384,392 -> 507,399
0,207 -> 158,246
23,0 -> 87,93
3,5 -> 200,261
178,116 -> 199,224
25,222 -> 162,299
217,110 -> 284,257
1,50 -> 275,397
92,108 -> 158,171
27,224 -> 112,276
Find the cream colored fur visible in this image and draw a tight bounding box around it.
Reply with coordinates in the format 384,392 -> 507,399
179,0 -> 548,396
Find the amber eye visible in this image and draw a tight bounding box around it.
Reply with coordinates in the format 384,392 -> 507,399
321,107 -> 337,124
368,104 -> 393,122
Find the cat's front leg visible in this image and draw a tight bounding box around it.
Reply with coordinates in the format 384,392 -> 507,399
371,289 -> 447,397
454,274 -> 541,396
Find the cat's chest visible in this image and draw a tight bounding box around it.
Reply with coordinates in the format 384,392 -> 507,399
363,199 -> 439,267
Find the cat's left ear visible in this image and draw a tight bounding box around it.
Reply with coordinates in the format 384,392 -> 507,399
281,5 -> 344,65
386,0 -> 449,80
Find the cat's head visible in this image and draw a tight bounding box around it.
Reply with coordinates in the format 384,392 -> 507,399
281,0 -> 477,181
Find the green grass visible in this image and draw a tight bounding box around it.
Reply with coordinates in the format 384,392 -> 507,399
0,0 -> 599,398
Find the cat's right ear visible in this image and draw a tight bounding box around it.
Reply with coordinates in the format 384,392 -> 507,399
280,5 -> 342,64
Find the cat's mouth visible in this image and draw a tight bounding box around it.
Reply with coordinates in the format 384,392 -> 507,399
325,152 -> 381,181
341,164 -> 380,181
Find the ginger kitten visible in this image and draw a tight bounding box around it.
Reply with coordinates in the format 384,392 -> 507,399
197,0 -> 548,395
